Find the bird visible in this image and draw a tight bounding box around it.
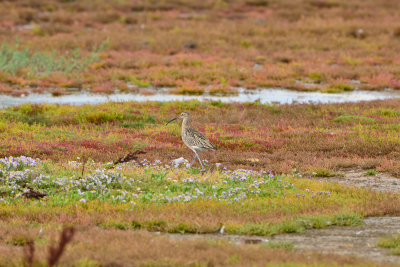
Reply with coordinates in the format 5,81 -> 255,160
166,112 -> 217,170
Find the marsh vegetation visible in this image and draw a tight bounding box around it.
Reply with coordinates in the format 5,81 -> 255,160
1,0 -> 400,266
1,100 -> 400,265
0,0 -> 399,95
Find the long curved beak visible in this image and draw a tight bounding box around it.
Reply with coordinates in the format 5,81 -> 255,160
166,116 -> 178,125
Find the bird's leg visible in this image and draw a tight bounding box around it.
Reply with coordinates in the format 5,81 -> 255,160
189,153 -> 197,168
195,152 -> 206,171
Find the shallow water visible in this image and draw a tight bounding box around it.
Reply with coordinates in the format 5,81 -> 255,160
1,87 -> 400,108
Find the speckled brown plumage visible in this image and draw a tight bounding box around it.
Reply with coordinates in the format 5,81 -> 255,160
166,112 -> 216,170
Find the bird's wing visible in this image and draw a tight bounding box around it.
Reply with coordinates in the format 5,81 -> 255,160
187,128 -> 217,150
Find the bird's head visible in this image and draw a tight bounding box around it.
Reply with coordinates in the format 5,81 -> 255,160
166,112 -> 190,125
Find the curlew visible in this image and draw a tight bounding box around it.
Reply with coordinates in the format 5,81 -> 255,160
166,112 -> 216,170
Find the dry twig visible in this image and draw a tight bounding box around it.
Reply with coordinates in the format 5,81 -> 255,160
47,227 -> 75,267
23,241 -> 35,267
113,150 -> 146,165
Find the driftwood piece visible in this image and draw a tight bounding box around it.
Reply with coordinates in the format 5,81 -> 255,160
113,150 -> 146,165
21,185 -> 47,199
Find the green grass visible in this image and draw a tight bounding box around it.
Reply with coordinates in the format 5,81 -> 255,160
263,241 -> 295,250
377,234 -> 400,255
5,236 -> 30,246
312,168 -> 336,177
126,75 -> 151,87
0,40 -> 107,76
364,170 -> 377,176
0,156 -> 395,237
323,84 -> 354,93
333,115 -> 376,124
332,214 -> 363,226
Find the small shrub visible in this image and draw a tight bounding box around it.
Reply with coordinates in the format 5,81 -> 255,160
324,84 -> 354,93
128,76 -> 151,87
312,168 -> 335,177
240,41 -> 251,49
276,221 -> 305,234
122,122 -> 144,129
227,254 -> 239,264
131,220 -> 142,229
333,214 -> 362,226
13,103 -> 46,116
378,234 -> 400,255
83,111 -> 124,124
6,236 -> 30,246
378,108 -> 400,117
262,241 -> 295,249
169,223 -> 198,233
234,224 -> 273,236
170,87 -> 204,95
209,87 -> 236,96
333,115 -> 375,124
364,170 -> 377,176
342,55 -> 363,65
378,234 -> 400,248
145,220 -> 167,232
106,222 -> 130,230
308,72 -> 323,82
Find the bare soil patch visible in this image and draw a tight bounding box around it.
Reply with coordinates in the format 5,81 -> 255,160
272,217 -> 400,265
314,168 -> 400,193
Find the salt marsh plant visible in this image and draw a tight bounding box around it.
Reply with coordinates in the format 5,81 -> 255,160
378,234 -> 400,255
1,100 -> 400,175
0,155 -> 399,237
0,0 -> 399,93
0,39 -> 108,76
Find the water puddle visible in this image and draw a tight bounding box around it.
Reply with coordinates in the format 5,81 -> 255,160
1,87 -> 400,108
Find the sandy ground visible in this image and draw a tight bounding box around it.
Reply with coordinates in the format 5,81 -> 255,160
314,168 -> 400,193
272,217 -> 400,264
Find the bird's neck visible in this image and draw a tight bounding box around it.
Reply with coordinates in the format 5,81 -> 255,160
182,117 -> 191,129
